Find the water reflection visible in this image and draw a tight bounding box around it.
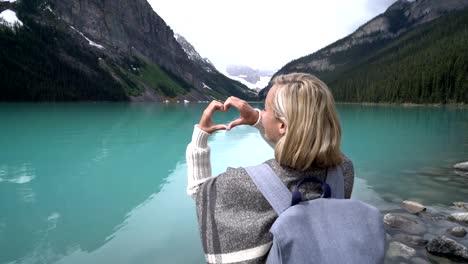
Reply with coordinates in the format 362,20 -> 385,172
0,163 -> 36,184
52,162 -> 204,264
0,103 -> 207,264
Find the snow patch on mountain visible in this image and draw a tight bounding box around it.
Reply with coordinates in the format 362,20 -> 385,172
223,65 -> 273,91
175,34 -> 200,61
202,82 -> 212,90
0,9 -> 23,29
174,33 -> 216,73
70,26 -> 105,49
223,71 -> 271,91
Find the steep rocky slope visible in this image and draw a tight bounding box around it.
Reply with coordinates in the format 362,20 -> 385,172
0,0 -> 255,101
259,0 -> 468,103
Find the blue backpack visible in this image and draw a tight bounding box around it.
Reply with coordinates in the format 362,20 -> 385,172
245,164 -> 385,264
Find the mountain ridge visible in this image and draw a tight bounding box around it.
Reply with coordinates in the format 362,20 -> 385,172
0,0 -> 255,101
259,0 -> 468,103
174,33 -> 217,73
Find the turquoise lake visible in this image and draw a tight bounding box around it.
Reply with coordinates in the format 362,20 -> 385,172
0,103 -> 467,264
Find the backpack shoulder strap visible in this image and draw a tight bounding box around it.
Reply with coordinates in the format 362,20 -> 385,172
326,165 -> 345,199
244,164 -> 291,215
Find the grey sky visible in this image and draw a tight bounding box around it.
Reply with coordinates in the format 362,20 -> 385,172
365,0 -> 399,15
148,0 -> 397,72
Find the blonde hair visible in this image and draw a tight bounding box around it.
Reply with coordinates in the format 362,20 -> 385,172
271,73 -> 343,170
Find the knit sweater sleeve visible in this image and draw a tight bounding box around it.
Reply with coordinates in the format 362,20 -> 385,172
186,109 -> 265,197
186,125 -> 212,196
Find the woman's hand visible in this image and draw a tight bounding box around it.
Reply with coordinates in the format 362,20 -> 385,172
224,96 -> 259,130
198,100 -> 228,134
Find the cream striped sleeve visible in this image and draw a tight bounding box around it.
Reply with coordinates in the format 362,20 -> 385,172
186,125 -> 212,196
186,109 -> 264,197
252,108 -> 265,137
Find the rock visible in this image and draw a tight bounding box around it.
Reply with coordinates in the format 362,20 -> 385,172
448,212 -> 468,225
387,241 -> 416,260
426,236 -> 468,261
49,0 -> 256,102
386,233 -> 392,241
454,161 -> 468,172
417,211 -> 447,221
447,226 -> 467,237
454,170 -> 468,177
410,257 -> 431,264
393,233 -> 428,246
453,202 -> 468,211
427,254 -> 458,264
384,213 -> 427,235
401,200 -> 426,213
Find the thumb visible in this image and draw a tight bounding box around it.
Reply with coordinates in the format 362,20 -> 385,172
227,118 -> 244,130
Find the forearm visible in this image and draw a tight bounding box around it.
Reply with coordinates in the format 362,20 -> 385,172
186,125 -> 212,196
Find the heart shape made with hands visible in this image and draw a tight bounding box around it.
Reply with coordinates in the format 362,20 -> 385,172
223,101 -> 258,129
198,98 -> 258,134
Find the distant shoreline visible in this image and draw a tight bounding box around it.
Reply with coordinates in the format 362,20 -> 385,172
335,102 -> 467,107
1,101 -> 466,107
245,101 -> 467,107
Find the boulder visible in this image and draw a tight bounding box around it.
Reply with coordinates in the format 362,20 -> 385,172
401,200 -> 426,213
384,213 -> 427,235
453,202 -> 468,211
410,257 -> 431,264
448,212 -> 468,225
386,233 -> 392,241
387,241 -> 416,260
426,236 -> 468,261
447,226 -> 467,237
418,211 -> 447,221
454,170 -> 468,177
454,161 -> 468,172
393,233 -> 428,246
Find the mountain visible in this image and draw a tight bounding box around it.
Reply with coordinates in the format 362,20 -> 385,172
260,0 -> 468,103
172,34 -> 257,99
0,0 -> 255,101
225,65 -> 274,93
226,65 -> 274,84
174,33 -> 217,73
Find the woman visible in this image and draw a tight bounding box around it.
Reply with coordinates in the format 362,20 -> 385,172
186,73 -> 354,263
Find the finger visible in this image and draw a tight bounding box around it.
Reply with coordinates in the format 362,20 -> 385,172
211,124 -> 228,132
223,97 -> 243,111
205,100 -> 224,116
227,118 -> 244,130
223,97 -> 232,111
200,101 -> 223,127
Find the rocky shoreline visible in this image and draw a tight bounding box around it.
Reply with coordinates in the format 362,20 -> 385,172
384,200 -> 468,263
454,162 -> 468,177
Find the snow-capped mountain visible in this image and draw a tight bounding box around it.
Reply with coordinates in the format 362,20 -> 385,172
173,35 -> 274,92
224,65 -> 274,92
